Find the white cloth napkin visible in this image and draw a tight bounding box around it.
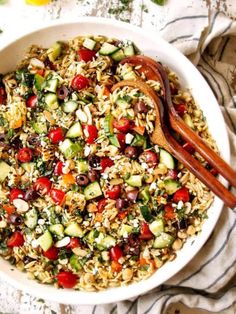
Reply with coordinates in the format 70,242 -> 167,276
0,1 -> 235,313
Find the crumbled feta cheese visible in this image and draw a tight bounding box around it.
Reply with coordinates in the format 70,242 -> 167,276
31,239 -> 39,248
38,219 -> 45,225
177,200 -> 184,209
149,182 -> 157,190
92,267 -> 98,275
84,145 -> 91,157
0,220 -> 7,228
101,173 -> 109,180
94,222 -> 101,228
123,231 -> 128,238
76,109 -> 88,123
147,168 -> 154,174
141,162 -> 148,169
125,133 -> 134,144
59,258 -> 68,265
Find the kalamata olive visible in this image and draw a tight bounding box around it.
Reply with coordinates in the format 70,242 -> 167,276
88,155 -> 100,169
56,85 -> 69,100
10,137 -> 22,150
123,234 -> 141,256
0,133 -> 5,141
27,134 -> 40,147
76,174 -> 89,186
126,189 -> 139,202
134,101 -> 148,114
24,188 -> 39,201
178,219 -> 188,230
8,214 -> 22,225
139,150 -> 158,167
88,169 -> 100,182
23,256 -> 34,264
116,198 -> 128,210
124,146 -> 138,159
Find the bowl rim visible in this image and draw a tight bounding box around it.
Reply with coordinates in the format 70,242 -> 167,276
0,17 -> 229,305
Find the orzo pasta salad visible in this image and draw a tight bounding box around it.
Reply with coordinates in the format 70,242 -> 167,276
0,35 -> 217,290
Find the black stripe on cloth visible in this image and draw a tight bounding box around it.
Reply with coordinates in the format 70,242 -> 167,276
160,15 -> 208,32
177,217 -> 236,285
110,305 -> 116,314
210,21 -> 233,57
125,298 -> 138,314
206,258 -> 236,289
198,63 -> 236,133
169,35 -> 200,44
208,11 -> 220,36
92,305 -> 97,314
219,37 -> 230,61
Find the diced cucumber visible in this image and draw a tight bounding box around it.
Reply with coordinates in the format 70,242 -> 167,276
47,42 -> 62,62
21,162 -> 34,173
116,97 -> 130,107
124,44 -> 135,56
83,38 -> 96,50
70,254 -> 82,271
125,175 -> 143,187
99,42 -> 119,55
0,161 -> 11,182
44,93 -> 59,110
140,205 -> 153,222
34,74 -> 44,91
153,232 -> 174,249
149,219 -> 164,236
32,121 -> 47,134
62,101 -> 78,113
49,224 -> 64,238
44,78 -> 58,93
59,139 -> 82,159
139,187 -> 150,203
104,114 -> 114,136
111,49 -> 125,62
96,233 -> 116,250
159,149 -> 175,169
118,224 -> 133,237
131,134 -> 147,149
87,229 -> 99,245
38,230 -> 53,252
64,222 -> 83,237
66,122 -> 82,138
84,181 -> 103,200
76,159 -> 88,173
24,208 -> 38,229
183,113 -> 195,130
164,179 -> 180,195
109,135 -> 120,148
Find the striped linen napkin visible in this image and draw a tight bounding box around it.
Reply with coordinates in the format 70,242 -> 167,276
0,1 -> 235,314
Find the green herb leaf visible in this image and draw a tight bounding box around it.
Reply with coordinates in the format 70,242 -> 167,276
151,0 -> 165,5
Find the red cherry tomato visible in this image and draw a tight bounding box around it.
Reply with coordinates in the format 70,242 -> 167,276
43,246 -> 59,260
117,133 -> 126,151
56,271 -> 78,289
26,95 -> 38,108
113,118 -> 131,133
139,150 -> 158,167
110,245 -> 123,262
17,148 -> 33,163
78,49 -> 96,62
0,86 -> 6,104
83,125 -> 98,144
106,185 -> 121,200
67,238 -> 81,249
7,231 -> 24,247
97,198 -> 107,212
48,127 -> 65,144
54,161 -> 64,175
34,177 -> 52,195
10,188 -> 24,203
71,74 -> 89,90
100,157 -> 114,173
49,188 -> 65,205
173,187 -> 190,203
164,204 -> 176,220
139,222 -> 153,240
174,103 -> 187,117
182,142 -> 195,154
168,169 -> 178,180
117,210 -> 128,220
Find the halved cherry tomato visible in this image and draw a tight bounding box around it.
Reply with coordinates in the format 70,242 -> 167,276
54,161 -> 64,175
71,74 -> 89,90
26,95 -> 37,108
168,169 -> 178,180
10,188 -> 24,203
78,49 -> 96,62
100,157 -> 114,172
2,204 -> 15,215
117,133 -> 126,151
17,148 -> 33,163
0,86 -> 6,104
33,177 -> 52,194
174,103 -> 187,117
83,125 -> 98,144
67,238 -> 81,249
49,188 -> 65,205
43,246 -> 59,260
117,210 -> 128,220
110,245 -> 123,262
111,261 -> 122,273
56,271 -> 78,288
97,198 -> 107,213
48,127 -> 64,144
139,150 -> 158,167
182,142 -> 195,154
164,204 -> 176,220
139,222 -> 153,240
113,118 -> 131,133
173,187 -> 190,203
7,231 -> 24,247
106,185 -> 121,200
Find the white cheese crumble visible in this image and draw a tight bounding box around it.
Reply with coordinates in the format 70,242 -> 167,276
125,133 -> 134,144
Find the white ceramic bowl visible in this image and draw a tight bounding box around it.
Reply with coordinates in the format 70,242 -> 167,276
0,17 -> 229,305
